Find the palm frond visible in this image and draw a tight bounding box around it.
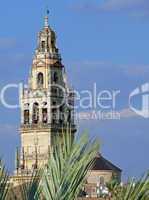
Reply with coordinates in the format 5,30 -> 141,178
112,172 -> 149,200
41,130 -> 99,200
0,160 -> 9,200
13,170 -> 42,200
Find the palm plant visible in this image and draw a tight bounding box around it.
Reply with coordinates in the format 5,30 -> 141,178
0,160 -> 9,200
109,173 -> 149,200
40,131 -> 99,200
2,129 -> 149,200
106,177 -> 120,198
11,170 -> 42,200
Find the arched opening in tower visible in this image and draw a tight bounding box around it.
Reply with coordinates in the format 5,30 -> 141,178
32,102 -> 39,124
37,72 -> 44,88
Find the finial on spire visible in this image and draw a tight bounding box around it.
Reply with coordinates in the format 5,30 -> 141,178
44,8 -> 50,28
47,9 -> 50,15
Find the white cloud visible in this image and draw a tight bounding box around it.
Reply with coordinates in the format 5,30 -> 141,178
71,0 -> 149,17
119,108 -> 137,118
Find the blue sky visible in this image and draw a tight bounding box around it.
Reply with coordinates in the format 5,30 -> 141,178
0,0 -> 149,180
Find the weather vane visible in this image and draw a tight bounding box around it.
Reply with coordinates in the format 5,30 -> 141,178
47,9 -> 50,15
46,5 -> 50,16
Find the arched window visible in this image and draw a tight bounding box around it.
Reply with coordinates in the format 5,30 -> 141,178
67,110 -> 71,124
33,103 -> 39,124
52,107 -> 57,124
43,102 -> 47,106
53,72 -> 58,83
42,102 -> 48,123
37,72 -> 44,88
99,176 -> 105,186
24,110 -> 29,124
42,108 -> 48,123
41,41 -> 45,52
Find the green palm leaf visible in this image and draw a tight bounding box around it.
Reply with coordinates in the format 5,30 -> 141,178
12,170 -> 42,200
0,160 -> 9,200
111,173 -> 149,200
41,130 -> 99,200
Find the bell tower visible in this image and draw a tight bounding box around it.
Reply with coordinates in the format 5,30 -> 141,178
16,12 -> 76,174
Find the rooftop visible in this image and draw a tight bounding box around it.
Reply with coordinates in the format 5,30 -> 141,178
92,154 -> 122,172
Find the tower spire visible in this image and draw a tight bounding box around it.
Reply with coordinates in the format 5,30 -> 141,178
44,9 -> 50,28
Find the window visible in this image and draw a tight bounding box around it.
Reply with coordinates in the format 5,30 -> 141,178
41,41 -> 45,51
99,176 -> 105,185
67,110 -> 71,123
32,103 -> 39,124
24,110 -> 29,124
52,108 -> 57,124
43,102 -> 47,106
52,87 -> 58,95
52,101 -> 56,106
53,72 -> 58,83
42,108 -> 48,123
37,72 -> 44,88
60,105 -> 64,112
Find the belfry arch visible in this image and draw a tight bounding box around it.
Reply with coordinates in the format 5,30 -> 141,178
32,102 -> 39,124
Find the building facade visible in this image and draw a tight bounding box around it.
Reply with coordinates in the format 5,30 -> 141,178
84,154 -> 122,197
15,13 -> 76,174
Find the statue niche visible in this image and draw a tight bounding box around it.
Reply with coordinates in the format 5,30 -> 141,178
37,72 -> 44,88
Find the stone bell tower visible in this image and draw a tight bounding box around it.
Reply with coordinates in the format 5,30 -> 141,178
15,12 -> 76,174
